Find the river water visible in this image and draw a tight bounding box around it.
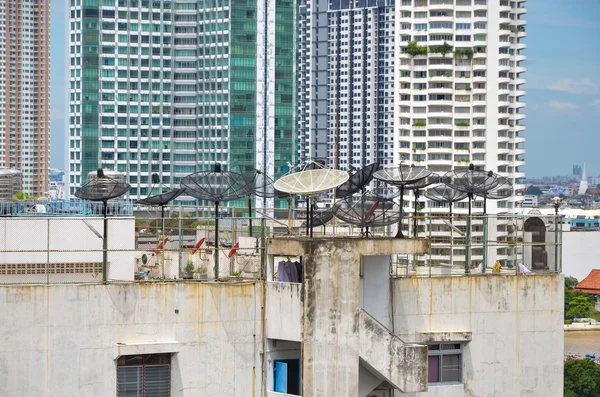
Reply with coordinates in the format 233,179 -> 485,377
564,331 -> 600,358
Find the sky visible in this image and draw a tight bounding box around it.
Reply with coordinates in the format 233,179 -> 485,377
49,0 -> 600,177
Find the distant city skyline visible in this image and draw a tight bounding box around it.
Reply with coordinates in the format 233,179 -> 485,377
50,0 -> 600,178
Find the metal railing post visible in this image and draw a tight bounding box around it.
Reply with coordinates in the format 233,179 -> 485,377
482,214 -> 488,274
554,213 -> 559,273
46,218 -> 50,285
178,205 -> 183,278
465,215 -> 471,275
260,218 -> 266,279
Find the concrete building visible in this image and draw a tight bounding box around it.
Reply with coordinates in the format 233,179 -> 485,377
0,236 -> 563,397
67,0 -> 297,212
0,0 -> 51,197
0,168 -> 23,200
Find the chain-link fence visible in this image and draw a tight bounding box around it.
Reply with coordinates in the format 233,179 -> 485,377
0,209 -> 562,284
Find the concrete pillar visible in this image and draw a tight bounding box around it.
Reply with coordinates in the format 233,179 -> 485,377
267,237 -> 430,397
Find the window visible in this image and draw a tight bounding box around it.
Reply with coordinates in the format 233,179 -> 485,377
273,359 -> 300,395
428,344 -> 462,384
117,354 -> 171,397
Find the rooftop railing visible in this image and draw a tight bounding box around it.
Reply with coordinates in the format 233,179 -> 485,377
0,210 -> 562,285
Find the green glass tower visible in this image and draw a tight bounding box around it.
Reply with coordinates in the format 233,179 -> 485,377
68,0 -> 297,214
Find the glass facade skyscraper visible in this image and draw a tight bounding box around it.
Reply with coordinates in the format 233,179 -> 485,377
68,0 -> 297,211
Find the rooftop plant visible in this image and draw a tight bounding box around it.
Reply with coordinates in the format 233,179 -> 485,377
406,41 -> 428,57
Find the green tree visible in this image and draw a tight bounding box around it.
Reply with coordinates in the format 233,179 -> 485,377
564,359 -> 600,397
565,276 -> 579,289
12,191 -> 32,201
406,41 -> 428,57
566,295 -> 594,319
431,41 -> 453,57
525,185 -> 542,195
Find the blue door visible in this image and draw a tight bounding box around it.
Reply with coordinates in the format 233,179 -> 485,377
274,360 -> 288,393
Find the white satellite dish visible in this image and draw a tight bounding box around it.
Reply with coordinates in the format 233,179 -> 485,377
274,169 -> 349,197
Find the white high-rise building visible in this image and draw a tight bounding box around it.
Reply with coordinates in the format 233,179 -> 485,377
299,0 -> 526,265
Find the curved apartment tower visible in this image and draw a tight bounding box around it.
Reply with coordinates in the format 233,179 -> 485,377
299,0 -> 526,265
0,0 -> 51,197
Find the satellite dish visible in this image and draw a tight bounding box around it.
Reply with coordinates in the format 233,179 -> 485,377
424,184 -> 468,217
273,169 -> 349,197
482,176 -> 513,200
274,166 -> 348,238
373,166 -> 432,238
336,163 -> 380,198
136,188 -> 186,206
333,193 -> 401,236
311,207 -> 334,227
478,175 -> 513,214
180,167 -> 254,278
74,168 -> 131,282
444,165 -> 500,215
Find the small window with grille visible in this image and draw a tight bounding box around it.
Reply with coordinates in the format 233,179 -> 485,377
427,343 -> 462,384
117,353 -> 171,397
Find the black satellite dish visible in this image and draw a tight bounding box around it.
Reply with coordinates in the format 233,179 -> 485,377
404,174 -> 441,237
136,173 -> 186,231
374,166 -> 432,238
444,164 -> 499,215
180,165 -> 253,278
424,184 -> 468,217
74,168 -> 131,283
336,163 -> 380,199
333,192 -> 401,237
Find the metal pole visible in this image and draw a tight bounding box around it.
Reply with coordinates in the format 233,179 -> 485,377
178,205 -> 183,278
46,218 -> 50,284
248,198 -> 253,237
305,198 -> 309,237
465,195 -> 472,275
333,100 -> 340,235
482,214 -> 487,273
161,205 -> 165,279
260,217 -> 266,278
214,201 -> 220,279
309,198 -> 314,238
102,200 -> 108,283
396,186 -> 405,238
449,203 -> 454,269
554,208 -> 558,273
413,190 -> 419,238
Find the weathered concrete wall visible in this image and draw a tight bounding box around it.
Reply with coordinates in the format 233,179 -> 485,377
265,281 -> 302,341
0,282 -> 263,397
392,274 -> 564,397
359,311 -> 427,393
266,237 -> 430,397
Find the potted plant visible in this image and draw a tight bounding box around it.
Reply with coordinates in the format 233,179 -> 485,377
194,266 -> 208,280
183,260 -> 194,279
